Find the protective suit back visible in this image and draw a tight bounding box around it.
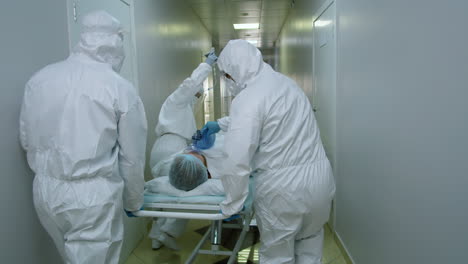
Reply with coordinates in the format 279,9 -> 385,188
19,10 -> 147,263
217,39 -> 335,264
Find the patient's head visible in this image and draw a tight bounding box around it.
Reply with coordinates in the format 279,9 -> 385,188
169,152 -> 208,191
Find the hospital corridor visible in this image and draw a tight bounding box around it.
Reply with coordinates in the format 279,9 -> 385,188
1,0 -> 467,264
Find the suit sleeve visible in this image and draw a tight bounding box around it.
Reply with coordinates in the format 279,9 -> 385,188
217,116 -> 231,132
219,96 -> 262,215
168,63 -> 212,106
118,94 -> 148,211
19,84 -> 31,151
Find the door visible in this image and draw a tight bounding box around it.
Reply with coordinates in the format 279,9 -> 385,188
313,1 -> 336,168
313,0 -> 337,229
67,0 -> 137,88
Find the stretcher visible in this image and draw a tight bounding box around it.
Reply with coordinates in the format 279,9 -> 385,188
133,179 -> 255,264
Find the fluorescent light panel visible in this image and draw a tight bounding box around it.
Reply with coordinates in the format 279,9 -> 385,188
314,20 -> 332,27
233,23 -> 259,30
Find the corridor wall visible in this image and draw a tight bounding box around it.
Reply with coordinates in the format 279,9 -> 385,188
280,0 -> 468,263
278,0 -> 327,101
0,1 -> 68,263
335,0 -> 468,263
133,0 -> 212,179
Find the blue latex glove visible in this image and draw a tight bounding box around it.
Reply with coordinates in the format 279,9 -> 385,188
204,48 -> 218,66
201,121 -> 220,136
220,205 -> 245,222
196,128 -> 216,149
219,210 -> 240,222
125,206 -> 144,218
125,210 -> 137,218
223,214 -> 241,222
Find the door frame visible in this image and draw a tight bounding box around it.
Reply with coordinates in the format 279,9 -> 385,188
312,0 -> 338,231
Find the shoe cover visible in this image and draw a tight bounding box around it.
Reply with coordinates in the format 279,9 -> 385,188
158,233 -> 180,251
152,239 -> 162,250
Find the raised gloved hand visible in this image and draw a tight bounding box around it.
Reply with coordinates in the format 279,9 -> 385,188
204,47 -> 218,66
201,121 -> 220,136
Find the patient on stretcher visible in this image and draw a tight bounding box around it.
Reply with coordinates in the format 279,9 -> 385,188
145,132 -> 226,196
145,175 -> 224,196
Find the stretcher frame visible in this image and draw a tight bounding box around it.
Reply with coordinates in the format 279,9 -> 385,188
134,201 -> 254,264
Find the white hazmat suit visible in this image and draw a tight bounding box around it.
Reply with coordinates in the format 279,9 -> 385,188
149,62 -> 212,250
19,11 -> 147,264
216,40 -> 336,264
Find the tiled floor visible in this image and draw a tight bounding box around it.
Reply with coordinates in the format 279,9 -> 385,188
125,220 -> 346,264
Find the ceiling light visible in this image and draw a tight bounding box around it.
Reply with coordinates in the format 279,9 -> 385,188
246,40 -> 258,45
314,20 -> 332,27
233,23 -> 259,30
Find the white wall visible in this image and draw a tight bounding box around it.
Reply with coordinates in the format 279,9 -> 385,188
0,1 -> 68,263
278,0 -> 327,101
280,0 -> 468,263
133,0 -> 212,177
335,0 -> 468,263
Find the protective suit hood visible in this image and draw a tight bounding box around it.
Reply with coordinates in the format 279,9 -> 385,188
217,39 -> 264,95
73,10 -> 125,72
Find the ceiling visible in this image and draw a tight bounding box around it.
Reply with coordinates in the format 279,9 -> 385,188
186,0 -> 293,49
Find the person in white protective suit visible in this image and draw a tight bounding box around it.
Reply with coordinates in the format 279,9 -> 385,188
19,10 -> 147,264
202,39 -> 336,264
148,49 -> 217,250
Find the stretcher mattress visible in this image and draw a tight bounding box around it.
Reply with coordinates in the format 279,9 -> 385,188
144,192 -> 225,205
144,176 -> 255,209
